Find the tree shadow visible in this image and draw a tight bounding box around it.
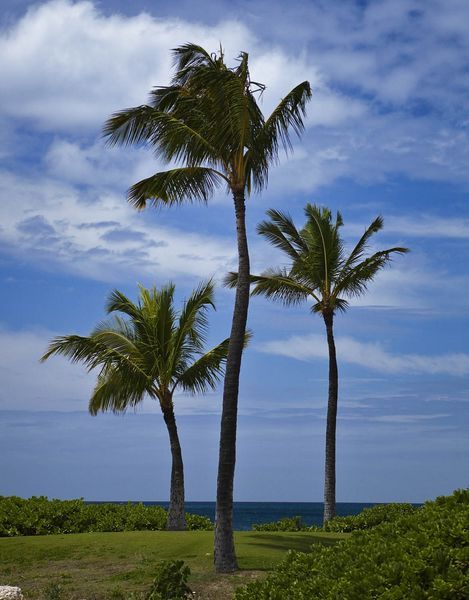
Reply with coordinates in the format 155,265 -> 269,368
244,533 -> 341,554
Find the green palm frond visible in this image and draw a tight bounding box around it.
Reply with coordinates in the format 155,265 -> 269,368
260,81 -> 312,157
176,337 -> 230,394
149,111 -> 221,166
171,43 -> 219,85
128,167 -> 225,209
224,269 -> 318,305
42,282 -> 229,415
334,247 -> 409,300
89,364 -> 149,415
302,204 -> 345,293
106,289 -> 140,319
173,280 -> 215,356
41,334 -> 106,370
250,206 -> 408,316
102,105 -> 157,146
103,44 -> 312,210
341,216 -> 384,271
257,212 -> 305,261
250,269 -> 318,305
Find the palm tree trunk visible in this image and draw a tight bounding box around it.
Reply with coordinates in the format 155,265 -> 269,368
214,189 -> 250,573
323,309 -> 338,524
162,400 -> 186,531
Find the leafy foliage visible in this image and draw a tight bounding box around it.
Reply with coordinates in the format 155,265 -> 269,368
252,516 -> 308,532
324,502 -> 416,533
0,496 -> 212,537
103,43 -> 311,206
146,560 -> 191,600
236,489 -> 469,599
250,504 -> 416,533
225,204 -> 408,315
42,282 -> 229,412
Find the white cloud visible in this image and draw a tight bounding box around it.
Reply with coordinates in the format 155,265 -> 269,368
0,0 -> 326,132
0,169 -> 236,282
0,326 -> 224,414
258,333 -> 469,376
381,215 -> 469,239
1,0 -> 468,194
0,327 -> 93,411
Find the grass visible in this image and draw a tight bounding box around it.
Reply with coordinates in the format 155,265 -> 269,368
0,530 -> 346,599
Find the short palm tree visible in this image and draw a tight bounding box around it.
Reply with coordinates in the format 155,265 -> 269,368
102,43 -> 311,571
226,204 -> 408,523
41,281 -> 229,531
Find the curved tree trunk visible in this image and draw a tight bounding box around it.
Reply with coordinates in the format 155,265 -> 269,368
162,397 -> 186,531
214,190 -> 250,572
323,310 -> 338,524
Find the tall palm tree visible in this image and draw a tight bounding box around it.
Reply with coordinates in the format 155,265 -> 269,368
226,204 -> 408,523
41,281 -> 229,531
102,43 -> 311,571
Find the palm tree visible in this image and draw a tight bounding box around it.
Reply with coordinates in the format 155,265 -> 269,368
41,281 -> 229,531
226,204 -> 408,523
102,43 -> 311,571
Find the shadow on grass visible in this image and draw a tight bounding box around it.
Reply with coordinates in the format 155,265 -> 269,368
245,533 -> 342,553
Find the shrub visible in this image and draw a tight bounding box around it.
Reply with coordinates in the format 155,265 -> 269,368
0,496 -> 213,536
146,561 -> 191,600
184,512 -> 213,531
252,516 -> 308,531
236,489 -> 469,599
324,502 -> 416,532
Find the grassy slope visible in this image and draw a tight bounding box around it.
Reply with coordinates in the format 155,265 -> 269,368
0,530 -> 345,599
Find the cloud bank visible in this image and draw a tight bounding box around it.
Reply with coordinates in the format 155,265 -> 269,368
259,334 -> 469,376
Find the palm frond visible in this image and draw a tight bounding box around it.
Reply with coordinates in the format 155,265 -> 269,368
334,247 -> 409,299
128,167 -> 225,210
261,81 -> 312,157
102,105 -> 157,147
250,269 -> 316,305
145,110 -> 221,166
257,212 -> 305,261
176,338 -> 230,394
172,43 -> 218,86
89,364 -> 148,415
41,334 -> 105,370
224,269 -> 317,305
174,280 -> 215,350
341,216 -> 384,271
302,204 -> 344,293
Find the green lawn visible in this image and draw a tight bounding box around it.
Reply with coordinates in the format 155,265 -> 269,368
0,530 -> 346,599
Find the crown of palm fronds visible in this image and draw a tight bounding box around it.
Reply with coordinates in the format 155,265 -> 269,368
103,43 -> 312,206
225,204 -> 408,314
41,281 -> 231,414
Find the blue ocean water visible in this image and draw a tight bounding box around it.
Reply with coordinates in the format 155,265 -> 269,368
143,501 -> 377,530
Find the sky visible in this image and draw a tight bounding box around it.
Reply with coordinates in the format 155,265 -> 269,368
0,0 -> 468,504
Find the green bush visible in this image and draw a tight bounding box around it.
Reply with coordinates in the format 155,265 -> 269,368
250,503 -> 415,533
236,489 -> 469,599
252,516 -> 309,531
0,496 -> 213,536
324,502 -> 416,532
146,560 -> 191,600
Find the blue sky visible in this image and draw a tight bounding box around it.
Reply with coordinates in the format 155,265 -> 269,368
0,0 -> 468,503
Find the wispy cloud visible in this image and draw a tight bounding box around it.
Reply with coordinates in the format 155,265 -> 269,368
0,171 -> 236,282
258,334 -> 469,376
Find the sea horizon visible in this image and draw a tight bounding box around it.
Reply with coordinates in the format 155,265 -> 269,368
87,500 -> 422,530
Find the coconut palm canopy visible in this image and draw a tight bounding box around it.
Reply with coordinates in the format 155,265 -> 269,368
226,204 -> 409,313
42,281 -> 230,411
103,43 -> 311,206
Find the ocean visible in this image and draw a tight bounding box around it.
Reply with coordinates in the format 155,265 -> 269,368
141,501 -> 378,530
